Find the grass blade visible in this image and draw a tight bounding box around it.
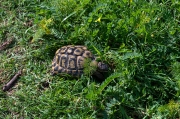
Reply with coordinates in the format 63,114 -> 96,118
97,73 -> 121,95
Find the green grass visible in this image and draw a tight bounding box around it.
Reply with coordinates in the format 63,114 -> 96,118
0,0 -> 180,118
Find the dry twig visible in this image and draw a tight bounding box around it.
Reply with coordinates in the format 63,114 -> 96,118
0,38 -> 14,51
2,70 -> 22,91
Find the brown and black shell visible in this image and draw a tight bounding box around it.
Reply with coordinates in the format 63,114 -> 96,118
51,45 -> 95,76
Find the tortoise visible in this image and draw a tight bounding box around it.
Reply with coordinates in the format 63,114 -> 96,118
51,45 -> 108,80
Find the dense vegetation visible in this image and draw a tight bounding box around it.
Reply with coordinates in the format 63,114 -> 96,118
0,0 -> 180,118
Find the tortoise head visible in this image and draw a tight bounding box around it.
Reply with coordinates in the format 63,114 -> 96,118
97,62 -> 109,72
91,62 -> 108,81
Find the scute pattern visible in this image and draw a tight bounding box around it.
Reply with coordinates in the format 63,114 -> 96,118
51,45 -> 95,76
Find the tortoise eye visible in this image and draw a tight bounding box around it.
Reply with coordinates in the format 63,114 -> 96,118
98,62 -> 109,71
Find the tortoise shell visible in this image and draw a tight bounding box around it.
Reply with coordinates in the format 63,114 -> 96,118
51,45 -> 97,77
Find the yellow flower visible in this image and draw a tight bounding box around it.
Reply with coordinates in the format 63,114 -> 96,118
39,18 -> 53,34
46,18 -> 53,24
95,17 -> 101,22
